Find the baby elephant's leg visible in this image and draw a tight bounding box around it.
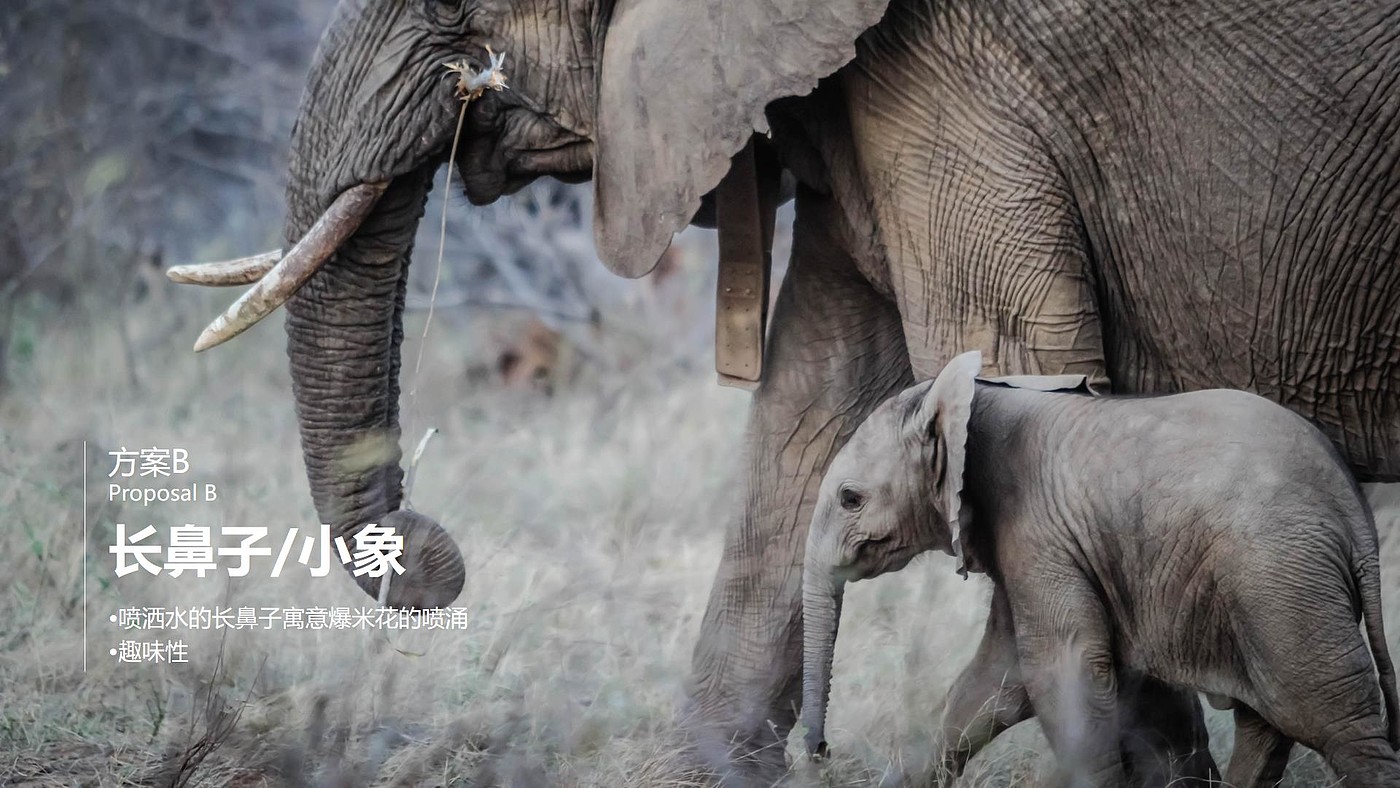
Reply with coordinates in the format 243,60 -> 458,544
1224,704 -> 1292,788
1014,580 -> 1126,788
931,586 -> 1033,783
1238,588 -> 1400,785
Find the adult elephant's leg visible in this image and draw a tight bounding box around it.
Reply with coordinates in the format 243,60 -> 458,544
890,240 -> 1218,783
685,191 -> 912,780
857,75 -> 1217,779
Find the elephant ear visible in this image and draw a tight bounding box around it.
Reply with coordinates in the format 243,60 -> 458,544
908,351 -> 983,576
591,0 -> 892,277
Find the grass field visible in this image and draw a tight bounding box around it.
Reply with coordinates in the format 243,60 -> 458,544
2,255 -> 1397,787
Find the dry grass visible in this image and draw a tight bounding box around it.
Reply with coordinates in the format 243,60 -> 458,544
1,249 -> 1398,787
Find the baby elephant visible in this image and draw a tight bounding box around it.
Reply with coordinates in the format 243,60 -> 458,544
801,350 -> 1400,786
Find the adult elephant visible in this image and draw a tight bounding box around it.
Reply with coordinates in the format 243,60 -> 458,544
175,0 -> 1400,782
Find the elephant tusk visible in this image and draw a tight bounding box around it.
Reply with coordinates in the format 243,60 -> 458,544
192,181 -> 388,352
166,249 -> 283,286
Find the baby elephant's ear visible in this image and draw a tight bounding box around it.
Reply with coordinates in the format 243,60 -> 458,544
910,351 -> 983,575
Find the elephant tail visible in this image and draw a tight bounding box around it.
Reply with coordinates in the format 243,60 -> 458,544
1356,546 -> 1400,750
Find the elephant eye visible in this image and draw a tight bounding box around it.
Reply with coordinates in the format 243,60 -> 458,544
839,486 -> 864,512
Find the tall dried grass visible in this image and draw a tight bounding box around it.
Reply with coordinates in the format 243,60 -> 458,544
1,232 -> 1396,785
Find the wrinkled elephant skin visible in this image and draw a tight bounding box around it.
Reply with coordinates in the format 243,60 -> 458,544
801,353 -> 1400,785
188,0 -> 1400,780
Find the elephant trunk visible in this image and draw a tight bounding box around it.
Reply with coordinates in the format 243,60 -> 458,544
278,2 -> 470,610
801,560 -> 845,759
284,169 -> 464,609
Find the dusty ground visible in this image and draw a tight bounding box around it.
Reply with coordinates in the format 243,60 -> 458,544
1,254 -> 1398,787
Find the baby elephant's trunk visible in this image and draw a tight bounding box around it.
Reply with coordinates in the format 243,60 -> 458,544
802,568 -> 845,758
1356,550 -> 1400,748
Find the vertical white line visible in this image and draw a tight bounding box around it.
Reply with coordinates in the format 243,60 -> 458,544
83,439 -> 88,673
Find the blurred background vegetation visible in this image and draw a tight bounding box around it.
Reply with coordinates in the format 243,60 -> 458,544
0,0 -> 720,395
1,0 -> 323,286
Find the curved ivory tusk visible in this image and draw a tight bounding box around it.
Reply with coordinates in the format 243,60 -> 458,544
167,249 -> 283,286
192,181 -> 388,352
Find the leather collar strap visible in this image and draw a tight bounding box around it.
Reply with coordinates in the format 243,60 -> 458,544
714,138 -> 778,389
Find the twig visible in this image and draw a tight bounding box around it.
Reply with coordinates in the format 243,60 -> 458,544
402,427 -> 440,508
404,50 -> 509,473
